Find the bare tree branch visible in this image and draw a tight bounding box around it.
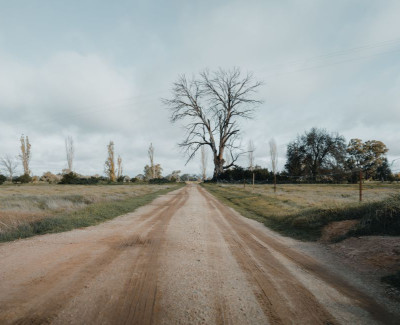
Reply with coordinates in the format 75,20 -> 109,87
0,155 -> 18,181
65,136 -> 74,172
248,140 -> 255,171
163,68 -> 263,179
269,138 -> 278,192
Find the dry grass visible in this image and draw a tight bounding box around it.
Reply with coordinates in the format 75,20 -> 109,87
0,184 -> 178,236
204,183 -> 400,241
219,182 -> 400,212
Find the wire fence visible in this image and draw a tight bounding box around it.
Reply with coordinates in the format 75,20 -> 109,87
215,168 -> 400,203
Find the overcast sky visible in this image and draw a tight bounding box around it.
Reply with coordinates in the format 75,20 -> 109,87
1,0 -> 400,177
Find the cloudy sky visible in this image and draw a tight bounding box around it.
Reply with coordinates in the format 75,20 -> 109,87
1,0 -> 400,177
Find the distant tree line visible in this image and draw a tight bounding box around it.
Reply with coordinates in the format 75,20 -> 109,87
285,128 -> 393,183
213,127 -> 398,184
0,136 -> 188,185
0,127 -> 397,185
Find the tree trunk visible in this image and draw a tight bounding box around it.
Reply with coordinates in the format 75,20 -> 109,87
213,157 -> 225,180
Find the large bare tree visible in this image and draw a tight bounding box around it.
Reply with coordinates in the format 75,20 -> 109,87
65,136 -> 74,173
19,135 -> 31,176
1,155 -> 18,181
164,68 -> 262,179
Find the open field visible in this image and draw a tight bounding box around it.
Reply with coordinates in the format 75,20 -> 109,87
0,183 -> 182,242
203,183 -> 400,241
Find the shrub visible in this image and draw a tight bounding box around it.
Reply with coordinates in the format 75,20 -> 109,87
59,172 -> 101,185
0,174 -> 6,185
59,172 -> 79,184
41,172 -> 61,184
149,178 -> 172,184
17,174 -> 32,184
348,195 -> 400,236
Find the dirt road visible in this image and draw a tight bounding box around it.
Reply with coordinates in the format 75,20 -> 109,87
0,184 -> 398,324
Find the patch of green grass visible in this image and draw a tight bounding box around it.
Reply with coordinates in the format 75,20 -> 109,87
203,184 -> 400,241
381,271 -> 400,290
0,184 -> 184,243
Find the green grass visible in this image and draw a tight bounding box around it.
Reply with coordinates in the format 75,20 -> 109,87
203,183 -> 400,241
0,184 -> 184,243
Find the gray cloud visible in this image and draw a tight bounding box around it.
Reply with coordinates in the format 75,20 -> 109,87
0,1 -> 399,177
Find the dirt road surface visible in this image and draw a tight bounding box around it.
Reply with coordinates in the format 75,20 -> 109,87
0,184 -> 398,324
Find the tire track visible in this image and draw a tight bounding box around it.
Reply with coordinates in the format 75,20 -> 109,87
206,199 -> 337,324
114,187 -> 189,325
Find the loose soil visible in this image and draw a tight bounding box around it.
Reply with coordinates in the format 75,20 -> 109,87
0,184 -> 398,324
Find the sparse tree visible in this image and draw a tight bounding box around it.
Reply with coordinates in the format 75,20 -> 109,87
285,128 -> 346,181
375,158 -> 392,181
171,170 -> 181,182
164,68 -> 262,180
0,155 -> 18,182
19,135 -> 31,176
104,141 -> 116,182
347,139 -> 389,180
248,140 -> 256,187
248,140 -> 255,171
148,143 -> 155,179
144,164 -> 162,180
65,136 -> 74,173
200,146 -> 208,181
269,138 -> 278,192
117,155 -> 123,179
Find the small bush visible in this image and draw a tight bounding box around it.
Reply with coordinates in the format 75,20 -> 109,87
41,171 -> 61,184
348,195 -> 400,236
0,174 -> 6,184
59,172 -> 79,184
149,178 -> 172,184
17,174 -> 32,184
59,172 -> 102,185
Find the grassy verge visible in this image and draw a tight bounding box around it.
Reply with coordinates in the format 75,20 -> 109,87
0,184 -> 184,243
203,184 -> 400,241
